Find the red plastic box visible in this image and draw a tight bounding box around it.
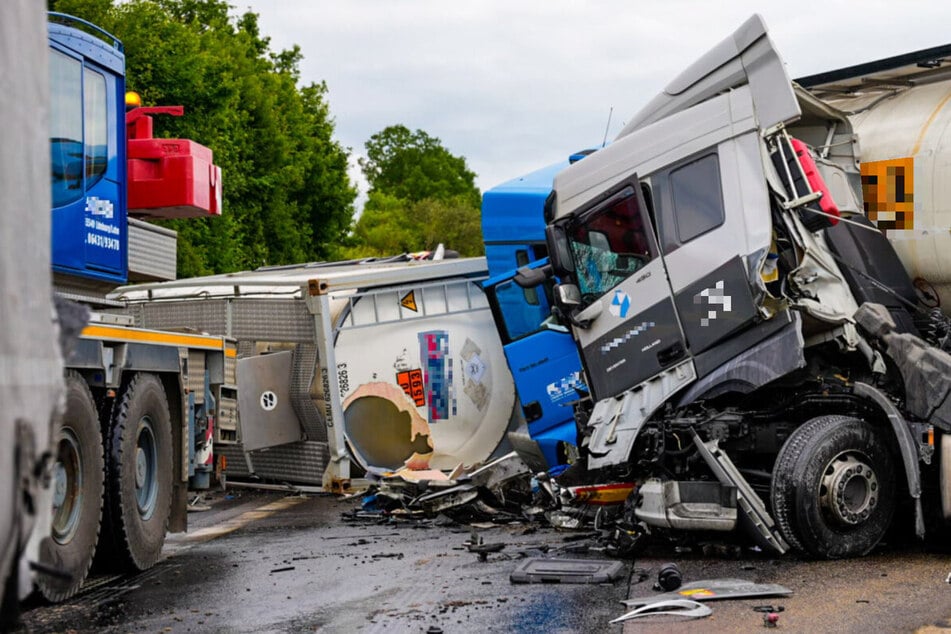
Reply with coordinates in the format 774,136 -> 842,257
126,107 -> 222,219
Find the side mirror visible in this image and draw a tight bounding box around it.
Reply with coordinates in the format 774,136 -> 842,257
555,283 -> 581,307
554,283 -> 601,329
546,224 -> 574,277
514,264 -> 552,289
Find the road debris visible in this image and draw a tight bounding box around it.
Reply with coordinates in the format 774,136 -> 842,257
610,599 -> 713,624
624,578 -> 793,608
754,605 -> 785,628
655,562 -> 683,591
510,558 -> 625,584
468,542 -> 506,563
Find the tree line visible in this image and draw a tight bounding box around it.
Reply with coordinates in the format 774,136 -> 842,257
49,0 -> 484,277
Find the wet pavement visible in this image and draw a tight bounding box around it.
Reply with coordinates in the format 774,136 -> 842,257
15,489 -> 951,633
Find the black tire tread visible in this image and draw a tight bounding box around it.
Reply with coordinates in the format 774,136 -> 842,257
104,373 -> 172,572
771,414 -> 895,559
37,370 -> 104,602
771,415 -> 855,556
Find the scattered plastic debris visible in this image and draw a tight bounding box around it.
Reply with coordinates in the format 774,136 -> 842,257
610,599 -> 713,624
510,558 -> 625,584
754,605 -> 785,628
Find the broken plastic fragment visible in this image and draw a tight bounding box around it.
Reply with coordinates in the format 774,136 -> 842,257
546,511 -> 582,530
610,599 -> 713,624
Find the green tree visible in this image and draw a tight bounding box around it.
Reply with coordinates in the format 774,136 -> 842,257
360,125 -> 480,208
350,125 -> 483,257
48,0 -> 357,276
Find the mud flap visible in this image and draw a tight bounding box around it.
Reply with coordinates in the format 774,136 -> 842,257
692,431 -> 789,554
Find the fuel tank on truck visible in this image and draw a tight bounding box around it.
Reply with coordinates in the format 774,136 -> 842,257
798,45 -> 951,311
110,257 -> 516,486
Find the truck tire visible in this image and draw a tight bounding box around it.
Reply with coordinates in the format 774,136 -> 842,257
104,373 -> 172,571
771,414 -> 896,559
37,371 -> 104,601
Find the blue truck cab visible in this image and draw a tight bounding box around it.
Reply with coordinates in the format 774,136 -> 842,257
481,155 -> 594,469
48,13 -> 128,285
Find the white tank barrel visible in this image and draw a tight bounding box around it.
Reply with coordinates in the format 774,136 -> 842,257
112,257 -> 516,483
800,51 -> 951,310
336,279 -> 514,471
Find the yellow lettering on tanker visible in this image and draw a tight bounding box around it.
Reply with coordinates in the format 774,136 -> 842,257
860,157 -> 914,231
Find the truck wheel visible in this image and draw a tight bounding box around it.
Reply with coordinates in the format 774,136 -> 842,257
37,371 -> 104,601
105,373 -> 172,571
771,415 -> 896,559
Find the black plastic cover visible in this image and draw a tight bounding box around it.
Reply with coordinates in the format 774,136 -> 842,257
510,558 -> 625,584
825,214 -> 919,334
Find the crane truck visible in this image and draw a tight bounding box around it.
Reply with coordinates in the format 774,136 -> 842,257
13,12 -> 236,604
507,15 -> 951,558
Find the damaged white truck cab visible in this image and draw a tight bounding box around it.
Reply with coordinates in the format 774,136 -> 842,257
543,14 -> 951,558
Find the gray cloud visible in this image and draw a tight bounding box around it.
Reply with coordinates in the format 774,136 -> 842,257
236,0 -> 951,203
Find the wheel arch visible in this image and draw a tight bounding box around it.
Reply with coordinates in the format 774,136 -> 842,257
853,381 -> 924,538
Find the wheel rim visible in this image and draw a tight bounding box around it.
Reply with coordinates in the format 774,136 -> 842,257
52,428 -> 83,544
819,451 -> 879,526
135,416 -> 158,521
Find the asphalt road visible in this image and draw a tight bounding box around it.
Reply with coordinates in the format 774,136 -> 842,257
14,489 -> 951,633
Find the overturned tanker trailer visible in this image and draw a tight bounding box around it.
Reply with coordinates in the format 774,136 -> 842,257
112,257 -> 517,489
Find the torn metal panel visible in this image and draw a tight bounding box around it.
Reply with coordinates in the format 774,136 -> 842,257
467,452 -> 530,490
414,485 -> 479,514
586,360 -> 696,470
343,382 -> 433,470
409,452 -> 531,515
623,578 -> 793,608
693,433 -> 789,554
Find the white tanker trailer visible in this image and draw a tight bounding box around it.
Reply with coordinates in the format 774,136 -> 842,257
798,45 -> 951,311
113,256 -> 516,487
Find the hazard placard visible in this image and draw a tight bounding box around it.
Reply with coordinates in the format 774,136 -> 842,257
400,290 -> 418,312
397,369 -> 425,406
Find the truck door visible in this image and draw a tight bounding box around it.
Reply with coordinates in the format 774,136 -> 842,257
49,44 -> 126,283
483,260 -> 584,467
560,177 -> 687,400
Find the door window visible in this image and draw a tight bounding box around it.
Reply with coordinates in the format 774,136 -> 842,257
50,48 -> 83,208
566,185 -> 656,303
491,278 -> 554,343
84,68 -> 108,187
671,153 -> 724,243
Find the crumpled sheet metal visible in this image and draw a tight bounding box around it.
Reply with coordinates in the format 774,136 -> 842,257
362,452 -> 532,517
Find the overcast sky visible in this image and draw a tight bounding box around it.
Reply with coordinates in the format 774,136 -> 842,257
236,1 -> 951,207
